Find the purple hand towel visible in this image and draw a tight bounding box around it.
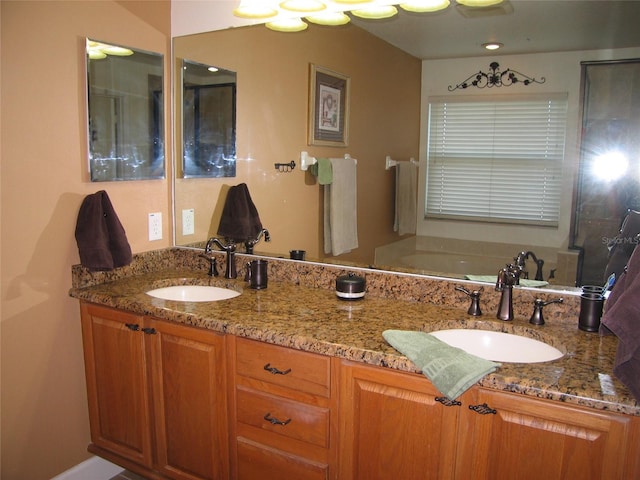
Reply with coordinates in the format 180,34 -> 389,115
601,245 -> 640,401
75,190 -> 132,271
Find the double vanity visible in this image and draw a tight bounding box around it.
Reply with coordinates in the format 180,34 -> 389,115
70,247 -> 640,480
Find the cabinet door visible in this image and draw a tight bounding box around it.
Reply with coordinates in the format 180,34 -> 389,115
456,388 -> 632,480
148,319 -> 229,480
339,361 -> 459,480
80,303 -> 153,468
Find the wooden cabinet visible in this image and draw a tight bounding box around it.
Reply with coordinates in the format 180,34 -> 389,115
229,337 -> 337,480
338,360 -> 639,480
456,387 -> 635,480
80,302 -> 229,480
338,360 -> 460,480
80,301 -> 639,480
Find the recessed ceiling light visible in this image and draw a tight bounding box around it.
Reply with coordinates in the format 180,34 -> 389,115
482,42 -> 503,50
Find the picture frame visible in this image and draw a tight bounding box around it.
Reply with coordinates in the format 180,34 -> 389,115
308,64 -> 350,147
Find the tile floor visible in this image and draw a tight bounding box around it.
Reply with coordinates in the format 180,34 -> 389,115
109,470 -> 148,480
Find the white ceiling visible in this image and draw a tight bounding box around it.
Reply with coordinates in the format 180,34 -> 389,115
171,0 -> 640,59
350,0 -> 640,59
175,1 -> 640,59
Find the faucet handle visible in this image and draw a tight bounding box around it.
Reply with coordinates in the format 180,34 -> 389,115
455,285 -> 483,316
199,253 -> 219,277
529,297 -> 563,325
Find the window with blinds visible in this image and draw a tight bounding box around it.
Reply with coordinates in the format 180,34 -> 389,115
425,94 -> 568,226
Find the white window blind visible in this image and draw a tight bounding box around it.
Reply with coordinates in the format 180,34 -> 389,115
426,94 -> 568,226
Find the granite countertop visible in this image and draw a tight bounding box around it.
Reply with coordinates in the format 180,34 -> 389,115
69,263 -> 639,417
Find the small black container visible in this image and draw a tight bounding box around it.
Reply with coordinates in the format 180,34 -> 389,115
336,273 -> 366,300
578,292 -> 604,332
290,250 -> 306,260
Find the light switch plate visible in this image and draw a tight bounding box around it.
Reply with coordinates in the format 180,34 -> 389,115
148,212 -> 162,241
182,208 -> 195,236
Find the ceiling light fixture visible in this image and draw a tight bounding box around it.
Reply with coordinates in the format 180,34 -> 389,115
233,0 -> 279,18
232,0 -> 499,31
266,17 -> 310,32
86,40 -> 134,59
352,4 -> 398,19
456,0 -> 503,6
400,0 -> 450,12
280,0 -> 327,13
482,42 -> 503,50
306,11 -> 351,25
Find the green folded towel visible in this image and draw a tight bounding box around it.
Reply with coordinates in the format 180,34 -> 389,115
382,329 -> 500,400
309,157 -> 333,185
465,275 -> 549,288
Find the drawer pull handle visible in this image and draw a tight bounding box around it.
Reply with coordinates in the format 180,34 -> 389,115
435,396 -> 461,407
263,363 -> 292,376
469,403 -> 497,415
263,413 -> 291,426
141,327 -> 157,335
125,323 -> 140,331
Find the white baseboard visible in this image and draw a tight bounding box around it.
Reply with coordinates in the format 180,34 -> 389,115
51,456 -> 123,480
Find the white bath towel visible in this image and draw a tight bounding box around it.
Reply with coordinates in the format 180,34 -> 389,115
393,161 -> 417,235
324,157 -> 358,256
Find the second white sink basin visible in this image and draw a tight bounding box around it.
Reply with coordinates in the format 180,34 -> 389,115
146,285 -> 240,302
430,329 -> 563,363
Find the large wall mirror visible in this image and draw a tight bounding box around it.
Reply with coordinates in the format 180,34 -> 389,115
172,3 -> 640,293
86,39 -> 164,181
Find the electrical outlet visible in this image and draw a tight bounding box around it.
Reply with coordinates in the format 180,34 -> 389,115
182,208 -> 195,236
148,212 -> 162,241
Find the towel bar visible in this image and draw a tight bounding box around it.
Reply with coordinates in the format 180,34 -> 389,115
385,155 -> 418,170
300,151 -> 357,171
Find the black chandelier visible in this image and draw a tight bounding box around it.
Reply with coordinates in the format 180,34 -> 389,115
448,62 -> 546,91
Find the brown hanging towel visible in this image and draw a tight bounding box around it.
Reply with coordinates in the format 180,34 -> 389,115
75,190 -> 132,271
217,183 -> 263,242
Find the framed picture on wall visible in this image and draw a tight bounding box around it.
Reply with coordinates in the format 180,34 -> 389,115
308,64 -> 350,147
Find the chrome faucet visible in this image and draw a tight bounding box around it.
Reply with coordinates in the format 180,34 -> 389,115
205,237 -> 238,279
244,228 -> 271,254
495,265 -> 519,321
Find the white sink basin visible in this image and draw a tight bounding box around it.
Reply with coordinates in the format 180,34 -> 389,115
430,329 -> 563,363
146,285 -> 240,302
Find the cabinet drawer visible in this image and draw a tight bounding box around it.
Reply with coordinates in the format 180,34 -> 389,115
236,385 -> 330,448
235,337 -> 330,397
237,437 -> 328,480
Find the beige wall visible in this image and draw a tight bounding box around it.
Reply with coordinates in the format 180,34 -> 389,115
174,25 -> 422,264
1,1 -> 171,478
